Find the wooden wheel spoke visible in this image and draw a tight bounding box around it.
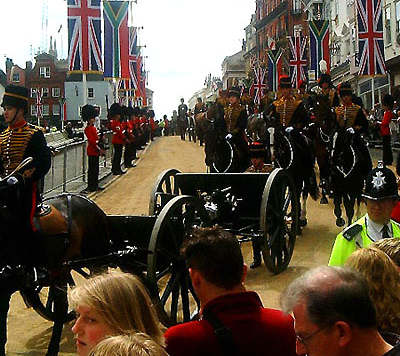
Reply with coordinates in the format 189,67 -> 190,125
160,271 -> 180,306
164,177 -> 172,194
180,274 -> 190,322
165,219 -> 180,252
156,265 -> 172,281
170,282 -> 180,324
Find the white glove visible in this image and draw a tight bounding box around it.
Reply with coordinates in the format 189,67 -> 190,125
346,127 -> 355,135
285,126 -> 294,134
225,133 -> 233,140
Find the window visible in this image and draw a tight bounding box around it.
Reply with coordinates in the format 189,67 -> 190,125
52,87 -> 60,97
30,88 -> 36,98
385,7 -> 392,44
39,66 -> 50,78
52,104 -> 60,116
12,73 -> 20,82
42,105 -> 49,116
31,105 -> 37,116
396,2 -> 400,32
42,88 -> 49,98
87,87 -> 94,98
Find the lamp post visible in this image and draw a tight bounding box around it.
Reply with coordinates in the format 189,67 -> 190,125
59,96 -> 66,131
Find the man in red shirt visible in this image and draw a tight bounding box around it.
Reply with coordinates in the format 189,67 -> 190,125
381,94 -> 394,166
164,226 -> 297,356
109,103 -> 126,175
82,105 -> 105,193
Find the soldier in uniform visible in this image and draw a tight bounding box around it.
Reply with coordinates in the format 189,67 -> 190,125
177,98 -> 188,140
194,97 -> 206,116
109,103 -> 126,175
245,141 -> 273,268
0,85 -> 51,356
334,82 -> 371,173
220,87 -> 250,171
329,163 -> 400,266
316,73 -> 340,108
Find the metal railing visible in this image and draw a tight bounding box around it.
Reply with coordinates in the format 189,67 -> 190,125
43,131 -> 114,195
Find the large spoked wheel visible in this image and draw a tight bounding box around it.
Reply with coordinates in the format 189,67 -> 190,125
213,139 -> 234,173
20,267 -> 91,323
147,195 -> 210,326
260,168 -> 299,274
149,169 -> 181,215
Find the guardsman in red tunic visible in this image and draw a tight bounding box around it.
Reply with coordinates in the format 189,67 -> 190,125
381,94 -> 394,166
82,104 -> 104,193
110,103 -> 126,175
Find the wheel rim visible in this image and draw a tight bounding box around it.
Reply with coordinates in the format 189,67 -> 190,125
149,169 -> 181,215
260,169 -> 298,274
147,195 -> 209,325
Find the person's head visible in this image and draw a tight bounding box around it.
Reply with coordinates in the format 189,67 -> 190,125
228,87 -> 241,105
345,247 -> 400,334
88,333 -> 168,356
279,76 -> 292,97
163,115 -> 167,120
82,105 -> 98,126
249,141 -> 266,167
339,82 -> 353,105
181,226 -> 246,303
197,97 -> 202,103
70,271 -> 164,356
362,164 -> 399,224
1,85 -> 29,125
318,73 -> 332,90
108,103 -> 122,120
180,98 -> 184,103
382,94 -> 394,111
372,237 -> 400,268
281,266 -> 377,356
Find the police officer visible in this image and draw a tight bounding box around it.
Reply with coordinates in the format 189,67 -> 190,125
329,162 -> 400,266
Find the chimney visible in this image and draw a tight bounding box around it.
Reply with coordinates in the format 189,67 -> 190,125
26,61 -> 32,71
5,58 -> 13,75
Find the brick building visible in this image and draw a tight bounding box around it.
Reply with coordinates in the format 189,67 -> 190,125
25,52 -> 68,128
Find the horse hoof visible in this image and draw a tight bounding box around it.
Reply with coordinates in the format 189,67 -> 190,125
320,197 -> 328,204
336,218 -> 346,227
299,218 -> 308,227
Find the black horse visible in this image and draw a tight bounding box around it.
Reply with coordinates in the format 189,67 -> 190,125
0,160 -> 111,356
204,102 -> 249,173
330,129 -> 372,226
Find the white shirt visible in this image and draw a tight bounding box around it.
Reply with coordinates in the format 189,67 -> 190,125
365,214 -> 393,242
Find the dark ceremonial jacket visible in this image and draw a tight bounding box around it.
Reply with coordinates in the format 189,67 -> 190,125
268,96 -> 308,128
165,292 -> 297,356
194,102 -> 206,115
223,102 -> 248,135
335,103 -> 369,132
0,120 -> 51,230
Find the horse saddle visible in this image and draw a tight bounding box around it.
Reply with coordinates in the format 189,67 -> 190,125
33,204 -> 68,236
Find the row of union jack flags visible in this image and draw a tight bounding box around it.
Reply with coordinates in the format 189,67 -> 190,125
256,0 -> 386,94
67,0 -> 146,102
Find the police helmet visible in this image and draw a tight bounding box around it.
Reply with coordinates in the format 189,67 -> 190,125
362,162 -> 399,201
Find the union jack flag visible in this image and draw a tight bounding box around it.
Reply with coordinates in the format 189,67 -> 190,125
129,27 -> 139,91
356,0 -> 386,75
67,0 -> 102,73
36,88 -> 43,119
289,35 -> 308,89
251,66 -> 267,105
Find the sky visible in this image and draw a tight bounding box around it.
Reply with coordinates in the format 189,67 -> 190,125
0,0 -> 255,118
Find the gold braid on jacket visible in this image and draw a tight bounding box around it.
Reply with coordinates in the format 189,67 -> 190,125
273,96 -> 302,127
335,103 -> 361,128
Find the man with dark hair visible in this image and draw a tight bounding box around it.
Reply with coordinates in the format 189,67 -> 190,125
165,226 -> 296,356
281,266 -> 400,356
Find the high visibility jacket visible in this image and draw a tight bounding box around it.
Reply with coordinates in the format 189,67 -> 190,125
328,215 -> 400,266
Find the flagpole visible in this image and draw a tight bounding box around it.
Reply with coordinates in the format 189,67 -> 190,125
83,72 -> 88,106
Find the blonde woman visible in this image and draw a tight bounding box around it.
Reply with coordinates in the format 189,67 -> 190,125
70,271 -> 165,356
89,333 -> 169,356
345,247 -> 400,336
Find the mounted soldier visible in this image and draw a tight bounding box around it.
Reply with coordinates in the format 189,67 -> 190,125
0,85 -> 51,275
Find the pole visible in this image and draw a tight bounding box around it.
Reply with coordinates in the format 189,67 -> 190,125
371,76 -> 375,108
83,72 -> 88,106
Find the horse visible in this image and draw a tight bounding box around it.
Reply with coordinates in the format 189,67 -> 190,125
194,111 -> 208,146
203,102 -> 249,173
0,159 -> 111,356
330,128 -> 372,227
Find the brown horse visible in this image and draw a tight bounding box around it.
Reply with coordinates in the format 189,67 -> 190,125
194,112 -> 208,146
0,176 -> 111,356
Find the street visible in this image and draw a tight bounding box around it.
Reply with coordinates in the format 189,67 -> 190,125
6,135 -> 370,355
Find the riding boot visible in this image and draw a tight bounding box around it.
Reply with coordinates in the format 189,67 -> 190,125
250,241 -> 262,269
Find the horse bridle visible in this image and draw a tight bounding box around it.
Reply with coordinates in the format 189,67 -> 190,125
332,131 -> 356,178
